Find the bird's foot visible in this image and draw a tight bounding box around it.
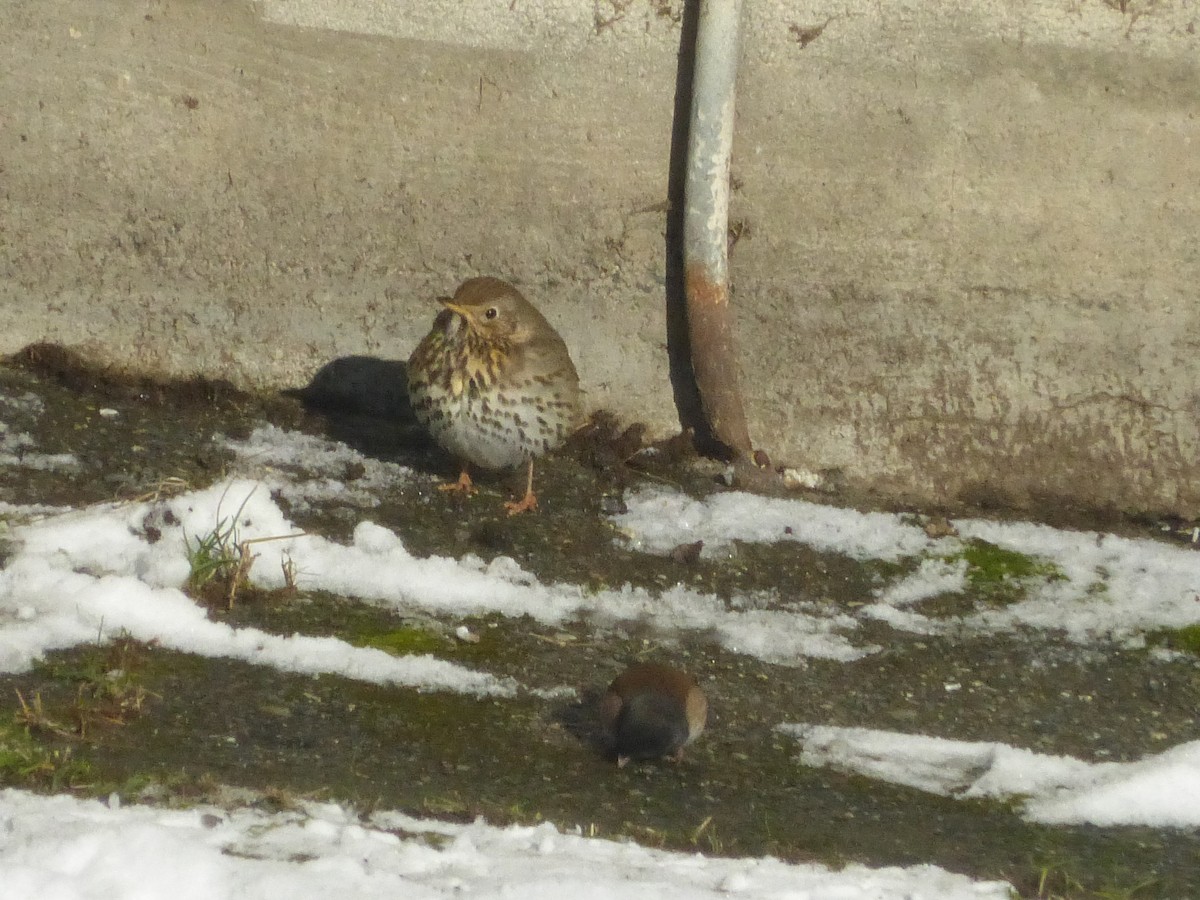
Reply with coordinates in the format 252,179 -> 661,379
504,490 -> 539,516
439,471 -> 477,495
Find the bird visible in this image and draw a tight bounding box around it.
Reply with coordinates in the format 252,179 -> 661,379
599,662 -> 708,767
407,277 -> 581,515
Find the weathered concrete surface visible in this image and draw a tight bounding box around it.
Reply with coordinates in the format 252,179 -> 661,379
3,0 -> 1198,513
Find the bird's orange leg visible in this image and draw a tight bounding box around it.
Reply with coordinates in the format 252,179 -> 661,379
439,466 -> 477,495
504,459 -> 539,515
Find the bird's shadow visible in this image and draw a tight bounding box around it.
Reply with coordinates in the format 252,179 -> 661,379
286,356 -> 670,493
283,355 -> 447,472
552,685 -> 616,764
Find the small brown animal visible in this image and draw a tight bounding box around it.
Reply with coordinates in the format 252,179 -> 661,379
407,277 -> 581,515
599,663 -> 707,767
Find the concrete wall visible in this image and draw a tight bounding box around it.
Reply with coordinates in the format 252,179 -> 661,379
3,0 -> 1198,514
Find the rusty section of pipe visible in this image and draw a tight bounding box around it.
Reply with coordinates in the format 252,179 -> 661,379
682,0 -> 751,458
684,261 -> 751,456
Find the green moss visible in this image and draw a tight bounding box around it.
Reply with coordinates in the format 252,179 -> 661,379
958,539 -> 1064,584
944,539 -> 1066,607
1147,624 -> 1200,657
355,626 -> 447,656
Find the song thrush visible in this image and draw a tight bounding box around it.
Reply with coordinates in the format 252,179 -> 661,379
407,277 -> 581,515
599,663 -> 708,767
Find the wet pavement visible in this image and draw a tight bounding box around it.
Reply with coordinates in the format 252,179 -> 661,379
1,348 -> 1198,899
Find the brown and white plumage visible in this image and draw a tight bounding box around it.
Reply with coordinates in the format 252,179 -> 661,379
599,663 -> 708,766
407,277 -> 581,513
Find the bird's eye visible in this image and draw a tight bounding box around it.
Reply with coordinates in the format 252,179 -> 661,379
484,307 -> 499,320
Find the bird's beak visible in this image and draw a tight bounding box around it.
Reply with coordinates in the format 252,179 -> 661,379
439,298 -> 471,320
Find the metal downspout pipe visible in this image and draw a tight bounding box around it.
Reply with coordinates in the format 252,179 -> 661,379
682,0 -> 752,460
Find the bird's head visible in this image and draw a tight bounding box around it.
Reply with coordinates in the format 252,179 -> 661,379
439,277 -> 544,346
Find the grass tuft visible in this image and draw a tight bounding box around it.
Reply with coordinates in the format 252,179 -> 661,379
0,715 -> 93,790
182,487 -> 304,609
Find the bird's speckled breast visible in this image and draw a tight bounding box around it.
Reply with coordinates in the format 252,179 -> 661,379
407,312 -> 577,470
